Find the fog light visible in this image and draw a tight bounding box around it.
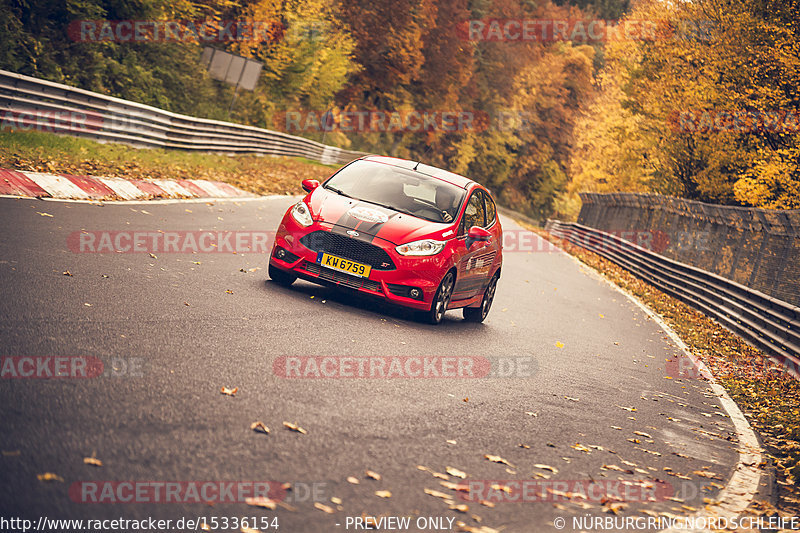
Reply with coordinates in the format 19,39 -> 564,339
275,248 -> 286,259
409,288 -> 421,299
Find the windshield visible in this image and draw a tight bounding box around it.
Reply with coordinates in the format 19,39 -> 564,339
324,160 -> 466,223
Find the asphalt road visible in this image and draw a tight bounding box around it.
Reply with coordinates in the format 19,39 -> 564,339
0,195 -> 741,533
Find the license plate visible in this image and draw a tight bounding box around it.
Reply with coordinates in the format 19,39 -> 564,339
317,252 -> 372,278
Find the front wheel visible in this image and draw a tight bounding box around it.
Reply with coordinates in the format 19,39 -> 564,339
269,263 -> 297,286
425,271 -> 455,325
463,273 -> 498,323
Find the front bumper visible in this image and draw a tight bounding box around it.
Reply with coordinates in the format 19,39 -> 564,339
269,218 -> 451,311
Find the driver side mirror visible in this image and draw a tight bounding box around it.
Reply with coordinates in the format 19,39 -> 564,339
466,226 -> 491,249
301,179 -> 320,193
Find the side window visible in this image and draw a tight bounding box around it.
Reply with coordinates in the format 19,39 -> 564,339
485,193 -> 496,226
460,191 -> 486,235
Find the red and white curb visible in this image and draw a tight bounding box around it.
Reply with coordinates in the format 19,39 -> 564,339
0,168 -> 253,201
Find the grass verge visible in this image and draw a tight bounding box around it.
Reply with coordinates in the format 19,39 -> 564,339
525,223 -> 800,516
0,131 -> 337,195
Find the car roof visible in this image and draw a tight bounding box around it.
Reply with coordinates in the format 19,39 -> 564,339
360,155 -> 475,189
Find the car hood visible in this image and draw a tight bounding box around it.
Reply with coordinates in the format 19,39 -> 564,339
309,188 -> 452,245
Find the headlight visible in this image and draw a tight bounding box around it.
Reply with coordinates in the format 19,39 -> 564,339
395,239 -> 446,256
291,201 -> 313,227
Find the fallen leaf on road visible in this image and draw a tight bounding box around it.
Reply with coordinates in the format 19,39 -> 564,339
225,289 -> 234,294
63,271 -> 72,276
37,472 -> 64,482
602,464 -> 632,474
490,483 -> 512,493
83,457 -> 103,467
556,342 -> 564,348
450,504 -> 469,512
250,421 -> 270,435
693,470 -> 721,479
447,440 -> 457,445
446,467 -> 467,479
220,386 -> 238,396
634,446 -> 662,456
331,496 -> 342,505
633,431 -> 652,438
314,502 -> 335,513
240,527 -> 260,533
564,396 -> 579,402
375,490 -> 392,498
245,496 -> 277,510
533,464 -> 559,474
519,443 -> 530,449
480,500 -> 495,508
283,421 -> 307,434
347,476 -> 359,484
603,501 -> 628,514
425,488 -> 451,499
525,412 -> 538,417
571,443 -> 591,453
365,470 -> 381,481
149,253 -> 157,259
484,455 -> 514,467
617,405 -> 637,412
440,481 -> 469,492
37,212 -> 53,217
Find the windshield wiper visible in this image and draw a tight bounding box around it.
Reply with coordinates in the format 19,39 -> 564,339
325,185 -> 353,199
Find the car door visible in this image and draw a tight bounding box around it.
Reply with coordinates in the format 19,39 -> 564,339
477,191 -> 501,290
452,190 -> 487,301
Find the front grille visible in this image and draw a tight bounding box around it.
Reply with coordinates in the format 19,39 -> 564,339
304,261 -> 381,292
299,231 -> 395,270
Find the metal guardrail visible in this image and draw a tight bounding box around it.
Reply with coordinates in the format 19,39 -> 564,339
0,69 -> 368,166
545,219 -> 800,378
577,192 -> 800,306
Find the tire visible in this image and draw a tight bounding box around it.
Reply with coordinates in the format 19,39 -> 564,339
463,273 -> 499,323
425,271 -> 455,325
269,263 -> 297,286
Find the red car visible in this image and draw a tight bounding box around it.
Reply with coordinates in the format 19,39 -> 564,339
268,156 -> 502,324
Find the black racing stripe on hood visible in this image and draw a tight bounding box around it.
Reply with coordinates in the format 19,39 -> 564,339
331,202 -> 399,242
329,223 -> 377,245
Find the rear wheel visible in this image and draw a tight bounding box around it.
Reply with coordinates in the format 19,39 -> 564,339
425,271 -> 455,325
269,263 -> 296,286
463,273 -> 498,323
